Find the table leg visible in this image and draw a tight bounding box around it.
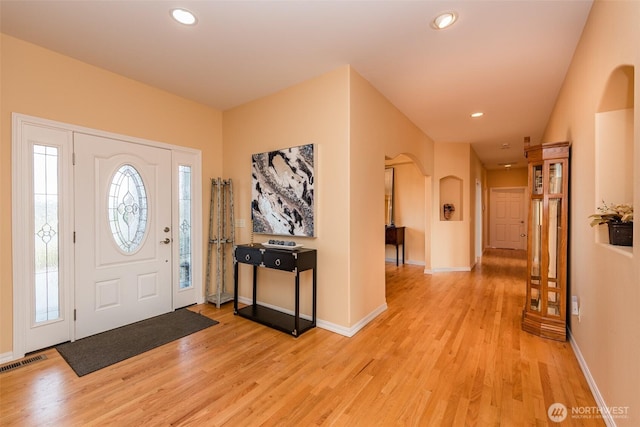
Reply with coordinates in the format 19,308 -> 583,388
294,272 -> 300,336
233,260 -> 239,314
252,265 -> 257,307
312,268 -> 317,327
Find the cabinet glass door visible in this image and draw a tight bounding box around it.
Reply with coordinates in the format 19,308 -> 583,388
529,198 -> 543,312
547,198 -> 562,316
549,162 -> 563,194
533,165 -> 543,195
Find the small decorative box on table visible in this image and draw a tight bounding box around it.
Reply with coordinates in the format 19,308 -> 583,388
233,244 -> 317,337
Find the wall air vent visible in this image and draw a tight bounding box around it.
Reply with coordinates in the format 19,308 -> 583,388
0,354 -> 47,374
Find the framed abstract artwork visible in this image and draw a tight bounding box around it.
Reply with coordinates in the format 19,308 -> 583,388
251,143 -> 315,237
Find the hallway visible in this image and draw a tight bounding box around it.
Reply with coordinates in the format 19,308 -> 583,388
0,249 -> 602,426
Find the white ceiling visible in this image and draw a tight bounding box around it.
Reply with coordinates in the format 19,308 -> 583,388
1,0 -> 593,169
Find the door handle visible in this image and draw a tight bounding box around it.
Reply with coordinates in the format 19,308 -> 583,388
160,238 -> 171,244
520,233 -> 526,237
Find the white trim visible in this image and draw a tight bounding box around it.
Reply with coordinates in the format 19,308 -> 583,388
0,352 -> 15,365
568,329 -> 616,427
385,258 -> 426,266
424,266 -> 472,273
11,115 -> 27,360
237,296 -> 387,338
11,113 -> 203,361
323,303 -> 387,337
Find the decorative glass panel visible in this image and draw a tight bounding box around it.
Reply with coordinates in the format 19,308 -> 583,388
33,145 -> 60,323
178,165 -> 192,289
108,165 -> 148,253
548,199 -> 562,280
547,291 -> 560,316
533,165 -> 543,195
549,162 -> 563,194
530,199 -> 543,278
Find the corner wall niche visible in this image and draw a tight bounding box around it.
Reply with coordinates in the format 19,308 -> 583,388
595,65 -> 634,247
439,175 -> 462,221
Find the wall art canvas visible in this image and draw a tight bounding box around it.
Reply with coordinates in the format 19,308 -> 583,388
251,143 -> 315,237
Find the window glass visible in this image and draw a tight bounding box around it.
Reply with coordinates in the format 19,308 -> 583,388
108,165 -> 148,253
179,165 -> 192,289
33,145 -> 60,322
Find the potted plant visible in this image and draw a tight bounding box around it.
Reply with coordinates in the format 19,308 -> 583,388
589,201 -> 634,246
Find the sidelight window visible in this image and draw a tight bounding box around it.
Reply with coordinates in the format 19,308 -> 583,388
178,165 -> 193,289
33,145 -> 60,323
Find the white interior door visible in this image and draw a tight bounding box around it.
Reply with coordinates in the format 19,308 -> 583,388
490,188 -> 526,250
74,133 -> 173,339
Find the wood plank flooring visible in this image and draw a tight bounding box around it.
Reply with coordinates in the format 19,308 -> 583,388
0,249 -> 603,426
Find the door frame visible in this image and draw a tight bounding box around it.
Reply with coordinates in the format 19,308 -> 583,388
11,113 -> 203,360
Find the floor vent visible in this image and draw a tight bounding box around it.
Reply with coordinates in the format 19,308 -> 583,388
0,354 -> 47,374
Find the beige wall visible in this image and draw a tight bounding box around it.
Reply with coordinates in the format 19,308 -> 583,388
543,1 -> 639,424
0,34 -> 223,354
486,167 -> 527,188
432,142 -> 474,270
223,66 -> 351,326
223,66 -> 434,329
349,68 -> 433,323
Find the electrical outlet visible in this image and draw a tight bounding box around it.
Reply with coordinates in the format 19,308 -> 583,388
237,219 -> 245,228
571,296 -> 579,316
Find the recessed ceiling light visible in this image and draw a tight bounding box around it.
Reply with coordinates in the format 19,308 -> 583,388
471,112 -> 484,118
431,12 -> 458,30
171,8 -> 197,25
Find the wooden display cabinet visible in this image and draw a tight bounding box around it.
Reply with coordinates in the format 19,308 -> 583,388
522,141 -> 570,341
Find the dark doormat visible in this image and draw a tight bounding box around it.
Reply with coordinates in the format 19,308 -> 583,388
56,309 -> 218,377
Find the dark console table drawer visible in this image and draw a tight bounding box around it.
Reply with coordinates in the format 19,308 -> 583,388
235,245 -> 262,266
262,250 -> 297,271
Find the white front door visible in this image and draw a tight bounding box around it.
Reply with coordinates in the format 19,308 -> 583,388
490,188 -> 526,250
74,133 -> 173,339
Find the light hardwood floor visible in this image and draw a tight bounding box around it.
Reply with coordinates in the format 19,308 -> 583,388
1,249 -> 603,426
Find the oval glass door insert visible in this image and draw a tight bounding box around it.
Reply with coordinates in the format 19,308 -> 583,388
108,164 -> 148,253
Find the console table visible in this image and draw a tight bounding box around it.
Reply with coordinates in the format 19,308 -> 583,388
233,244 -> 317,337
385,226 -> 405,266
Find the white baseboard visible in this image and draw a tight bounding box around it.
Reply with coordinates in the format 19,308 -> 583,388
0,351 -> 15,364
568,329 -> 616,427
424,266 -> 472,274
236,297 -> 387,338
385,258 -> 425,266
320,303 -> 388,337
